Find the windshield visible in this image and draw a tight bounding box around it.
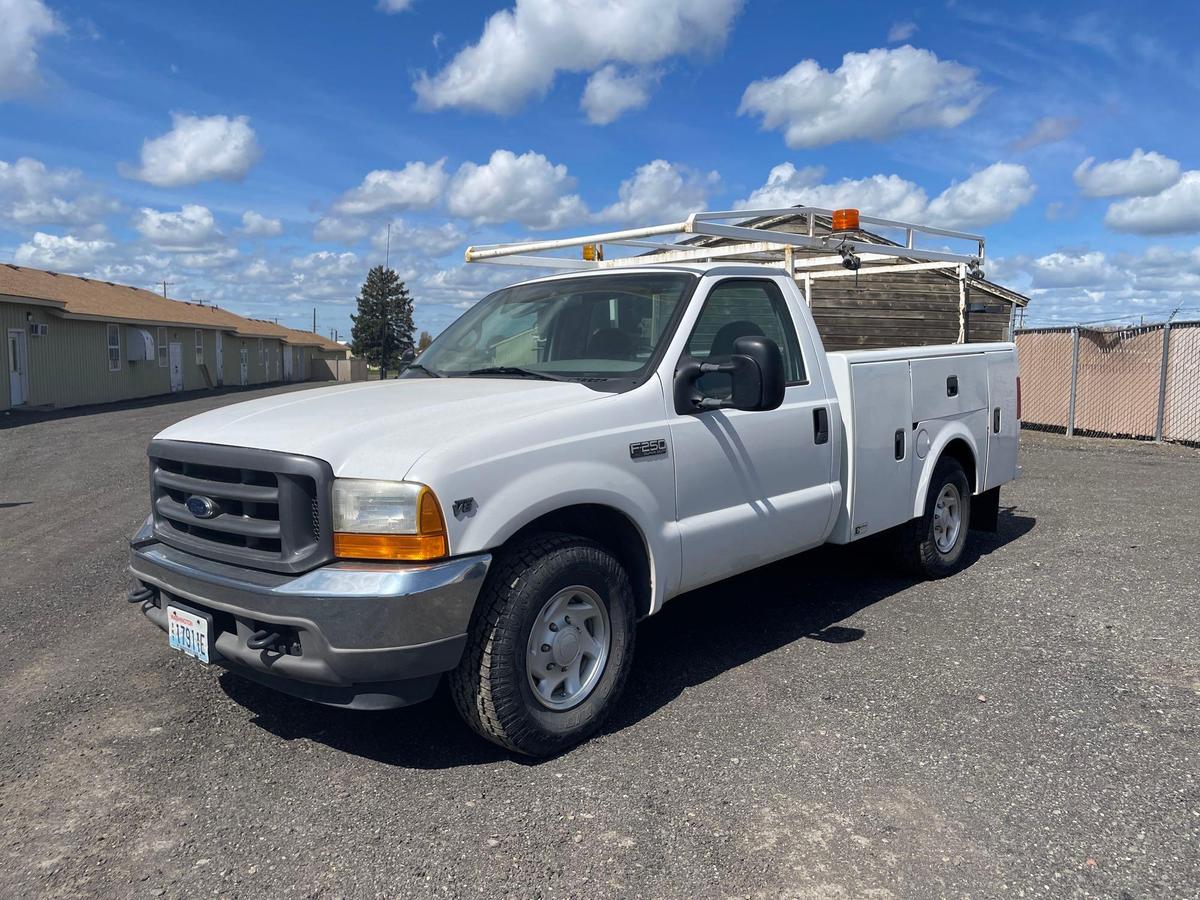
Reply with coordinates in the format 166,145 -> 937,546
411,272 -> 697,384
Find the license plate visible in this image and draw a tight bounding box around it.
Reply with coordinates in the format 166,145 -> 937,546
167,605 -> 211,664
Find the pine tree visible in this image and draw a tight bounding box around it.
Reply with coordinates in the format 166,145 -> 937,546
350,266 -> 416,379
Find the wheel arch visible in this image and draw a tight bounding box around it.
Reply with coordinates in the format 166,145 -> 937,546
504,503 -> 655,621
912,426 -> 980,519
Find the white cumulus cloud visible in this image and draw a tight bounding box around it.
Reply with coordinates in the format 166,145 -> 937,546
331,160 -> 447,216
240,210 -> 283,236
926,162 -> 1036,229
738,164 -> 928,220
0,156 -> 117,227
581,65 -> 654,124
313,216 -> 370,244
0,0 -> 59,99
599,160 -> 717,223
372,219 -> 465,257
133,204 -> 222,249
997,245 -> 1200,325
1026,251 -> 1121,289
1073,148 -> 1181,198
176,247 -> 240,270
1104,171 -> 1200,235
446,149 -> 587,229
738,161 -> 1034,229
15,231 -> 114,270
291,250 -> 361,276
739,46 -> 984,148
413,0 -> 741,115
123,113 -> 261,187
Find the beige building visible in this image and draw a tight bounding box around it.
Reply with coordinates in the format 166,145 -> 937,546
2,263 -> 349,413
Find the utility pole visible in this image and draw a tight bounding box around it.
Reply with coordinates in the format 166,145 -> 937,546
159,280 -> 173,299
312,307 -> 317,334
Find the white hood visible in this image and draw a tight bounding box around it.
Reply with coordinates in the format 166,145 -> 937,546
155,378 -> 606,479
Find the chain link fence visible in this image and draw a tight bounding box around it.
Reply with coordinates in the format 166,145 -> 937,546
1014,321 -> 1200,448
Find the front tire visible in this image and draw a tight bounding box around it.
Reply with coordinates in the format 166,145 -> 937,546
894,456 -> 972,578
449,533 -> 636,757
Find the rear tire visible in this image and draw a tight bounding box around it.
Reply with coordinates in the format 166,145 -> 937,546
894,456 -> 972,578
449,533 -> 636,757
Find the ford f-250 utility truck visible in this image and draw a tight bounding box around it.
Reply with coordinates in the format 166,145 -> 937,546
127,209 -> 1019,756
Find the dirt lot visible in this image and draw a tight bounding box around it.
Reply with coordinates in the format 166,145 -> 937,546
1,387 -> 1197,899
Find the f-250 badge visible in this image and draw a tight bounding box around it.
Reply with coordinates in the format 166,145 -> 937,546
629,439 -> 667,459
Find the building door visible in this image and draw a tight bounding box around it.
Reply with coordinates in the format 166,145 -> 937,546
239,349 -> 248,386
215,332 -> 224,386
7,329 -> 29,406
168,342 -> 184,392
282,346 -> 292,381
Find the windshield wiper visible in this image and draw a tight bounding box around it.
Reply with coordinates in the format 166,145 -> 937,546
404,363 -> 442,378
465,366 -> 566,381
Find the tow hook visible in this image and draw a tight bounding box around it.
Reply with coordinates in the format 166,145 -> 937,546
127,585 -> 155,604
247,628 -> 282,652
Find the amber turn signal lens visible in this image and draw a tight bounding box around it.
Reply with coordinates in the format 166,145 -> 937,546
831,208 -> 859,232
418,488 -> 446,534
333,532 -> 448,561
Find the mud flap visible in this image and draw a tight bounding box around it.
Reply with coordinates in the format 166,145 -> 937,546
971,486 -> 1000,532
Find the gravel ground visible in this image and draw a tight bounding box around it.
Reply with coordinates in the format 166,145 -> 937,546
1,387 -> 1197,899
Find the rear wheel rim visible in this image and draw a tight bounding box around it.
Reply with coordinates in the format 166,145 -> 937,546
932,483 -> 962,553
526,585 -> 611,711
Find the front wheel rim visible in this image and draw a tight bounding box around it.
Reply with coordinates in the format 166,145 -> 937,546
526,585 -> 611,711
932,483 -> 963,553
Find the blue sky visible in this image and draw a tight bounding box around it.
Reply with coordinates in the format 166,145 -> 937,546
2,0 -> 1199,338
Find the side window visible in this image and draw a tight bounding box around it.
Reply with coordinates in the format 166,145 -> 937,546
685,280 -> 805,396
157,327 -> 168,367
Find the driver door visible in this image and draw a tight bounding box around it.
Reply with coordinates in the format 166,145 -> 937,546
667,277 -> 837,592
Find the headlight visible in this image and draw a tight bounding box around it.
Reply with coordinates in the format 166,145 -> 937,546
331,479 -> 448,561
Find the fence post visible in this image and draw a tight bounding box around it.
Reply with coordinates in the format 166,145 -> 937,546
1067,326 -> 1080,437
1154,322 -> 1172,442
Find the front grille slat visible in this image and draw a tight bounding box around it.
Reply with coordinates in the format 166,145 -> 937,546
155,496 -> 282,539
148,440 -> 333,574
156,469 -> 279,503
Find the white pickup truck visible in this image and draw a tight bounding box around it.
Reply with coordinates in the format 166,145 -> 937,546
128,211 -> 1019,756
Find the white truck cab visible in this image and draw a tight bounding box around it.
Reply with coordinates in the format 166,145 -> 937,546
128,210 -> 1019,756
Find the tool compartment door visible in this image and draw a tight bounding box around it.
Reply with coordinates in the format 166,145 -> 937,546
848,360 -> 914,539
984,350 -> 1019,488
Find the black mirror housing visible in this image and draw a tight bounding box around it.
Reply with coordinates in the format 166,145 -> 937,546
732,335 -> 785,411
673,335 -> 786,415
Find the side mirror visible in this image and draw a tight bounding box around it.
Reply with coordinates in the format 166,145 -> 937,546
674,335 -> 786,415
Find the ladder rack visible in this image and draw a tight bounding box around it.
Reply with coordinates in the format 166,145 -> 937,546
464,208 -> 987,279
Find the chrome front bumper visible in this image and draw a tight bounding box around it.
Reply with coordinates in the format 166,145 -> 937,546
128,518 -> 491,709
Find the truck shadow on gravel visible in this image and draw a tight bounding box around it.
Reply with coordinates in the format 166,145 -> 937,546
221,509 -> 1035,769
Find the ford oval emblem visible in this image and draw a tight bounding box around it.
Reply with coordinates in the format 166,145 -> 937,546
186,495 -> 220,519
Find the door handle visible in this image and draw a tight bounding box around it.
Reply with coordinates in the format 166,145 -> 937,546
993,407 -> 1001,433
946,375 -> 959,397
813,407 -> 829,445
894,429 -> 905,461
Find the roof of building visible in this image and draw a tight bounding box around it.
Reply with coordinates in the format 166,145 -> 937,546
0,262 -> 347,345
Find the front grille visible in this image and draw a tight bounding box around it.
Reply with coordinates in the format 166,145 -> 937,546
148,440 -> 334,574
